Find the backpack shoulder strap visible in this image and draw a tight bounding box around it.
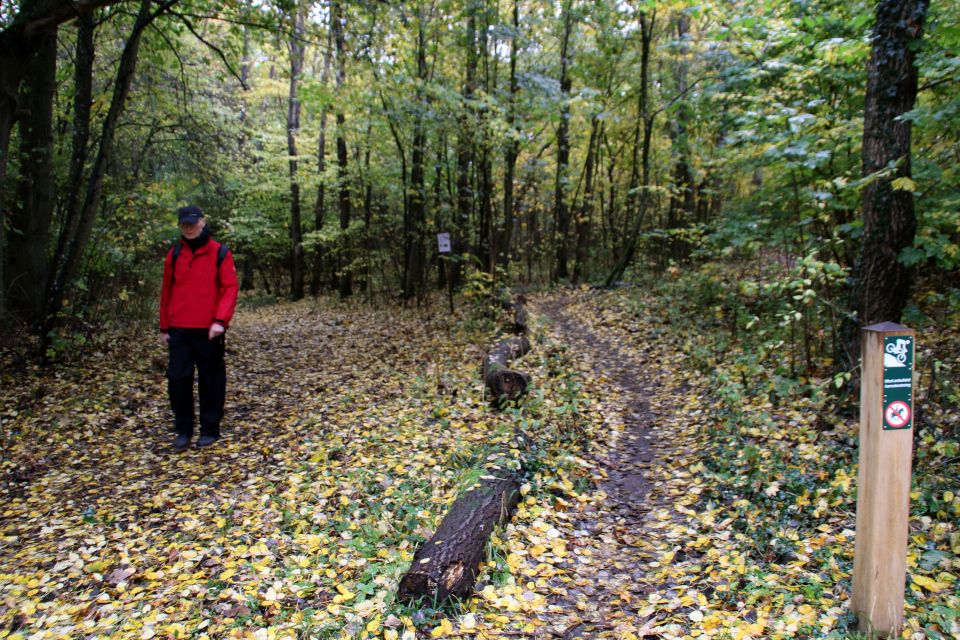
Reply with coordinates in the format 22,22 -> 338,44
217,243 -> 228,270
170,243 -> 183,286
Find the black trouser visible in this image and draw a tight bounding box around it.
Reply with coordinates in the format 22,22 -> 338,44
166,328 -> 226,438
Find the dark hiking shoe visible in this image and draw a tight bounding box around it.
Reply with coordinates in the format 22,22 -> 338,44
171,434 -> 191,452
196,435 -> 218,448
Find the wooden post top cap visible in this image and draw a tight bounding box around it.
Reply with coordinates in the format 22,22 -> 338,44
862,321 -> 914,333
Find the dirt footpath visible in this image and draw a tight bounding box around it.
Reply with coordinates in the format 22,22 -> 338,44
533,293 -> 691,638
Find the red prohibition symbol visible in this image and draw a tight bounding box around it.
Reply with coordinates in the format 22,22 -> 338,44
885,401 -> 911,428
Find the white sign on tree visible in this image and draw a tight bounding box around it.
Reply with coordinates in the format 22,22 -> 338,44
437,232 -> 451,253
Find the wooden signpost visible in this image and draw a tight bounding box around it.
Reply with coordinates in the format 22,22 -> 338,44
851,322 -> 916,637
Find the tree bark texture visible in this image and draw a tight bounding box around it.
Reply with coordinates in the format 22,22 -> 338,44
552,0 -> 574,282
403,20 -> 433,301
573,118 -> 600,284
404,124 -> 427,300
844,0 -> 928,367
475,2 -> 496,275
49,18 -> 95,314
361,125 -> 374,292
453,5 -> 479,289
311,32 -> 334,297
4,27 -> 57,324
0,0 -> 127,320
604,10 -> 655,287
333,0 -> 352,300
287,12 -> 306,301
513,303 -> 528,335
397,444 -> 523,604
484,336 -> 531,404
668,14 -> 693,263
312,116 -> 329,295
500,0 -> 520,268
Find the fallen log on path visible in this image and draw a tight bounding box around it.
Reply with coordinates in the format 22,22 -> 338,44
513,303 -> 527,335
397,335 -> 534,605
484,337 -> 531,405
397,439 -> 524,604
499,294 -> 528,334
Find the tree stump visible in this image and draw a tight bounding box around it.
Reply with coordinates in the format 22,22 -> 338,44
397,444 -> 523,604
484,337 -> 531,404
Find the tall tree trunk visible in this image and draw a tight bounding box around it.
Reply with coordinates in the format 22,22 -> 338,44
501,0 -> 520,269
478,150 -> 492,273
311,105 -> 329,295
604,10 -> 655,287
475,0 -> 494,274
287,11 -> 306,301
0,38 -> 27,322
454,6 -> 478,288
361,124 -> 373,293
603,134 -> 620,264
843,0 -> 929,369
552,0 -> 574,282
572,118 -> 601,284
43,0 -> 179,332
403,23 -> 429,300
311,32 -> 333,297
4,28 -> 57,325
668,14 -> 693,263
47,19 -> 95,320
238,28 -> 251,150
383,92 -> 409,292
405,124 -> 427,300
434,143 -> 446,290
333,0 -> 352,299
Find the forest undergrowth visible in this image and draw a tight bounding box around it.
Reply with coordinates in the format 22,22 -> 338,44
0,260 -> 956,640
559,258 -> 960,640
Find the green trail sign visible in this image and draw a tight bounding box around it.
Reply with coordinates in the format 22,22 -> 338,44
882,335 -> 914,430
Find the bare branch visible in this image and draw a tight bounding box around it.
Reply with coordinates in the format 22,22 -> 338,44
918,76 -> 956,93
171,10 -> 249,90
21,0 -> 123,36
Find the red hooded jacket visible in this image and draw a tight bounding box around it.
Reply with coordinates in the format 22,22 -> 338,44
159,237 -> 238,332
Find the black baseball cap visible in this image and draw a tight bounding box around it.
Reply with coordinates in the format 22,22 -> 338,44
178,205 -> 204,224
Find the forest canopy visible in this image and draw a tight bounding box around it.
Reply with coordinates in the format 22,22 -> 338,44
1,0 -> 957,352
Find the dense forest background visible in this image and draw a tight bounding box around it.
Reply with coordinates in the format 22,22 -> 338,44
1,2 -> 959,636
1,0 -> 957,361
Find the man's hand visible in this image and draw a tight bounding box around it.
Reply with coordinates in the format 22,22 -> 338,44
209,324 -> 225,340
161,332 -> 170,347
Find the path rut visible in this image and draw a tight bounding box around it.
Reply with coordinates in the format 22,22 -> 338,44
533,293 -> 682,638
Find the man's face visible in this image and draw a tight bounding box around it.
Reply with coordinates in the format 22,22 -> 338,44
180,217 -> 206,240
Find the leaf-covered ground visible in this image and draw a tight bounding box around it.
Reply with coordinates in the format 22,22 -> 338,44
0,271 -> 957,640
0,296 -> 628,640
533,271 -> 959,639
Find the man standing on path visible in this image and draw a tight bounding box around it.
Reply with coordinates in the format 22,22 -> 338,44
160,205 -> 238,452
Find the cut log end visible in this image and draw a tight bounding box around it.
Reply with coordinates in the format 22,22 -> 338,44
484,336 -> 532,404
486,369 -> 531,403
